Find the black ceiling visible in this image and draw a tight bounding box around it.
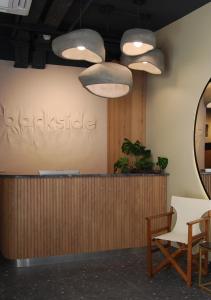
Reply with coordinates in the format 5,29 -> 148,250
0,0 -> 209,68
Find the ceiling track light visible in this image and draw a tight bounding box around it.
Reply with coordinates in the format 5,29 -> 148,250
52,29 -> 105,63
120,28 -> 156,56
79,62 -> 133,98
121,49 -> 165,75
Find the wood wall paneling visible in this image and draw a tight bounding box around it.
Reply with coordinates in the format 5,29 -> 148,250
0,175 -> 167,259
107,71 -> 146,173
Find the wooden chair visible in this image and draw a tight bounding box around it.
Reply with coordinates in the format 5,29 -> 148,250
146,196 -> 211,287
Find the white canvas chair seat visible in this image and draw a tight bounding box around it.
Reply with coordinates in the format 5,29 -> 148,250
155,231 -> 188,244
155,196 -> 211,245
146,196 -> 211,287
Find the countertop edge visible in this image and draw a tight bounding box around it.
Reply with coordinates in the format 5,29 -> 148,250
0,173 -> 169,178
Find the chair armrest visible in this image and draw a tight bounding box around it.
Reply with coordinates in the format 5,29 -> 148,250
187,216 -> 210,226
146,211 -> 174,221
146,209 -> 174,237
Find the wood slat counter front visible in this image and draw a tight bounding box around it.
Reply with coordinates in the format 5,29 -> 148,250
0,173 -> 167,259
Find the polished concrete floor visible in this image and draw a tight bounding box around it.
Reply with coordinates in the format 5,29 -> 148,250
0,248 -> 211,300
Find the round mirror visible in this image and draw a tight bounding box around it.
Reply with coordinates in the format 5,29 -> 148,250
195,78 -> 211,198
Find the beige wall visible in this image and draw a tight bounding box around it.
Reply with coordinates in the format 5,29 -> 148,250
147,3 -> 211,202
0,61 -> 107,174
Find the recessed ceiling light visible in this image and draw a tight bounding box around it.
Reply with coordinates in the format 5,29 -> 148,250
43,34 -> 51,41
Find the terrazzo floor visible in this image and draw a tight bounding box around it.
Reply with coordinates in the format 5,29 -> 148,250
0,248 -> 211,300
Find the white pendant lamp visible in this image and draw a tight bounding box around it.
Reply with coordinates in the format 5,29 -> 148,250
52,29 -> 105,63
120,28 -> 156,56
79,62 -> 133,98
121,49 -> 165,75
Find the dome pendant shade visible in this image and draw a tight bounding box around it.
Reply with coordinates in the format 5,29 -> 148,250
52,29 -> 105,63
121,49 -> 165,75
120,28 -> 156,56
79,63 -> 133,98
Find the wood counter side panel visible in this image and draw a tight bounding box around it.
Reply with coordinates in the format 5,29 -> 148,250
201,174 -> 211,199
0,176 -> 167,259
107,71 -> 146,173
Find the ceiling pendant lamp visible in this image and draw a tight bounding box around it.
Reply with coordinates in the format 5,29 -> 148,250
52,29 -> 105,63
79,62 -> 133,98
121,49 -> 165,75
120,28 -> 156,56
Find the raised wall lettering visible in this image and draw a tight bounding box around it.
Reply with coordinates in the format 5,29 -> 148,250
0,105 -> 97,147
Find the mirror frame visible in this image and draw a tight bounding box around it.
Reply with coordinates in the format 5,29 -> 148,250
194,77 -> 211,198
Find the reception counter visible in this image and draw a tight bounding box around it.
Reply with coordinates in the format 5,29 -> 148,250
0,173 -> 167,260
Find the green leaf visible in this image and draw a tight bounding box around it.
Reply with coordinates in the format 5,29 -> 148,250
121,138 -> 145,156
157,157 -> 168,170
135,157 -> 154,171
114,157 -> 129,173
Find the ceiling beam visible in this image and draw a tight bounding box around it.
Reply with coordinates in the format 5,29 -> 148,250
0,22 -> 60,35
44,0 -> 75,28
22,0 -> 49,24
0,23 -> 121,45
13,30 -> 30,68
32,35 -> 51,69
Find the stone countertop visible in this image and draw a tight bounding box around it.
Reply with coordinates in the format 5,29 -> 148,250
200,172 -> 211,175
0,172 -> 169,178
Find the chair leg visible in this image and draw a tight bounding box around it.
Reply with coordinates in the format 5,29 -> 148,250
187,242 -> 192,287
153,247 -> 183,274
203,218 -> 209,276
155,240 -> 188,283
146,220 -> 153,277
203,249 -> 208,276
147,241 -> 153,277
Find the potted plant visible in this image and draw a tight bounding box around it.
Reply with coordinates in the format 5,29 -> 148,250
114,138 -> 154,173
114,138 -> 168,174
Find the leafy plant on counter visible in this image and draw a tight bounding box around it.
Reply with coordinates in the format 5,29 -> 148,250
121,138 -> 145,156
156,157 -> 168,172
114,157 -> 130,173
135,156 -> 154,171
114,138 -> 168,174
114,138 -> 154,173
